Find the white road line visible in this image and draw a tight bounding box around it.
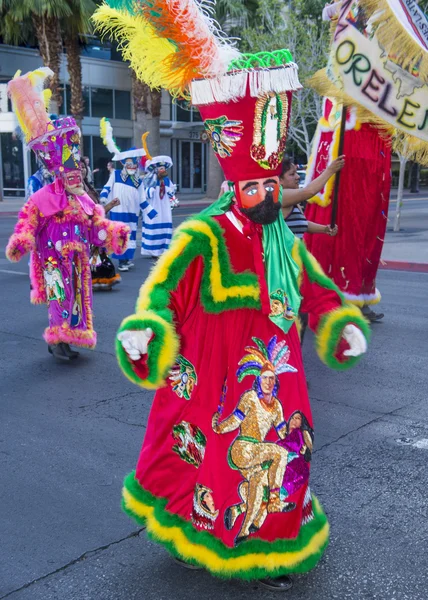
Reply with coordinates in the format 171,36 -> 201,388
0,269 -> 28,275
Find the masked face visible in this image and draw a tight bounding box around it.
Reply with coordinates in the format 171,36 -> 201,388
238,177 -> 281,224
124,159 -> 138,177
64,170 -> 85,196
157,166 -> 167,179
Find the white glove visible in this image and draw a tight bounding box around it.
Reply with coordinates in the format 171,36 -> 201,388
342,324 -> 367,357
117,328 -> 153,361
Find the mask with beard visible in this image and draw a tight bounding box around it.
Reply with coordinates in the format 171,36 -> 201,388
64,170 -> 85,196
240,190 -> 281,224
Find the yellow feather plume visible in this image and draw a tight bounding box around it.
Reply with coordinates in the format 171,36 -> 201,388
93,5 -> 186,96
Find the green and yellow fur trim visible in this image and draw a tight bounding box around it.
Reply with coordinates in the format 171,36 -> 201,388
122,472 -> 329,580
117,216 -> 260,388
316,304 -> 371,370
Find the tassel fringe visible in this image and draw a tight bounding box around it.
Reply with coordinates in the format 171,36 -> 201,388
307,69 -> 428,165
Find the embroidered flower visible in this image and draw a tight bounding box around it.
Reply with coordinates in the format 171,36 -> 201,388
250,143 -> 265,161
62,310 -> 69,319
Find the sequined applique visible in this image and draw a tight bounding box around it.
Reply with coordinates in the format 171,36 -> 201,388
171,421 -> 207,468
43,257 -> 66,304
204,116 -> 244,158
191,484 -> 219,531
269,288 -> 295,321
168,355 -> 198,400
212,336 -> 298,545
301,486 -> 314,526
277,410 -> 314,502
250,92 -> 288,170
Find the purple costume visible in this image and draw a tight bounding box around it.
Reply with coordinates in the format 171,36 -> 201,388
7,184 -> 130,348
278,428 -> 310,498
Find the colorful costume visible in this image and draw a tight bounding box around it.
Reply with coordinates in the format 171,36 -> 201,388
140,133 -> 177,257
94,0 -> 370,583
306,0 -> 428,307
6,68 -> 130,351
100,119 -> 156,265
304,99 -> 391,306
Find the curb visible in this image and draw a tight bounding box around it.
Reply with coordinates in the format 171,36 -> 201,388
379,260 -> 428,273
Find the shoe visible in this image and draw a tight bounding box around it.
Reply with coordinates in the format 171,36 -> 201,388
248,524 -> 259,534
118,263 -> 129,272
173,557 -> 202,570
259,575 -> 293,591
125,260 -> 135,268
362,306 -> 384,322
48,344 -> 72,361
62,343 -> 79,359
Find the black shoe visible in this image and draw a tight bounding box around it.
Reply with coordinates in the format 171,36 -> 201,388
48,344 -> 72,361
362,306 -> 384,322
62,343 -> 80,359
248,524 -> 259,534
259,575 -> 293,591
173,557 -> 202,570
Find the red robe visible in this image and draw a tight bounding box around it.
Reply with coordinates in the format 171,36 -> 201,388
118,211 -> 369,579
304,101 -> 391,306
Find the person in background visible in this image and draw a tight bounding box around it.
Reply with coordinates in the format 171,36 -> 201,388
107,160 -> 115,175
80,160 -> 122,291
83,156 -> 99,185
27,160 -> 53,198
279,157 -> 343,238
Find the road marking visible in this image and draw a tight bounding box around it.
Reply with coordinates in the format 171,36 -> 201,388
413,439 -> 428,450
0,269 -> 28,275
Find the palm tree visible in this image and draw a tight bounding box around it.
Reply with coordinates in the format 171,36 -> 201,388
132,73 -> 162,156
61,0 -> 96,131
0,0 -> 72,112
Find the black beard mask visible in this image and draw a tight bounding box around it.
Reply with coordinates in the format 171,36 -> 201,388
240,191 -> 281,225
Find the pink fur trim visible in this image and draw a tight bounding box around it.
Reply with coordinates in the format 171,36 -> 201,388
30,252 -> 47,304
92,203 -> 106,223
107,222 -> 131,255
14,199 -> 39,235
6,233 -> 36,262
44,325 -> 97,349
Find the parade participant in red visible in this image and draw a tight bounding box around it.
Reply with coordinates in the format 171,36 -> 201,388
94,0 -> 370,590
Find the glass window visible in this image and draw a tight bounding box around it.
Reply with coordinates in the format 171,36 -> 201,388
66,84 -> 90,117
91,87 -> 113,118
1,133 -> 24,195
192,107 -> 202,122
58,85 -> 67,116
114,90 -> 131,120
180,141 -> 191,188
176,99 -> 192,122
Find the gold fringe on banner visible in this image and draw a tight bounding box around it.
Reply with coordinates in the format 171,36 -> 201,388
307,69 -> 428,165
360,0 -> 428,83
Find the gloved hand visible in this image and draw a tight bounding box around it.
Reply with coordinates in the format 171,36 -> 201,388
117,328 -> 153,361
342,324 -> 367,357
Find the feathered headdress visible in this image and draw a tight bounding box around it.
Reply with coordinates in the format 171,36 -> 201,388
100,117 -> 146,162
7,68 -> 82,174
92,0 -> 240,98
237,336 -> 297,382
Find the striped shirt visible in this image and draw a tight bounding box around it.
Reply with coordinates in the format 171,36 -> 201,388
284,206 -> 308,239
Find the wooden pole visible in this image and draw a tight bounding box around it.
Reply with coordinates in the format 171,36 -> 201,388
330,104 -> 347,228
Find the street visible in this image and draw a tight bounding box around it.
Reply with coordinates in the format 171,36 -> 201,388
1,203 -> 428,600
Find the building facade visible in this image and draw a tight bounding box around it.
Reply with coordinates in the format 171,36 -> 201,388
0,42 -> 207,200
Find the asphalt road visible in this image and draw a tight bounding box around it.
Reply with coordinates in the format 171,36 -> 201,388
1,208 -> 428,600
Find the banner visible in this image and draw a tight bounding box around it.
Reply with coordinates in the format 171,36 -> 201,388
309,0 -> 428,163
328,0 -> 428,141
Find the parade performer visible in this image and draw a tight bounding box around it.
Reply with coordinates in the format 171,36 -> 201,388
80,160 -> 122,291
6,68 -> 130,361
93,0 -> 370,590
305,0 -> 428,321
140,132 -> 177,258
27,159 -> 53,198
100,118 -> 157,271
